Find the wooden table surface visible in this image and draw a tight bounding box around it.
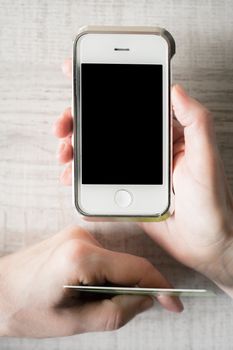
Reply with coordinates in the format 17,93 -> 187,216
0,1 -> 233,349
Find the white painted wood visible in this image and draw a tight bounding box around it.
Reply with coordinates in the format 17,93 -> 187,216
0,0 -> 233,349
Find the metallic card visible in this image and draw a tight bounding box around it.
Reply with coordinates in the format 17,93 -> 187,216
64,285 -> 215,297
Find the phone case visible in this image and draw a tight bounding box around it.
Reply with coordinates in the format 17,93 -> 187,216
72,25 -> 175,222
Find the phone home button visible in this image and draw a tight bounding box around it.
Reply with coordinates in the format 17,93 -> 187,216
114,189 -> 133,208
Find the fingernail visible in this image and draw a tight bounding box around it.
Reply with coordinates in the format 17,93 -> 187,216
158,295 -> 184,313
171,297 -> 184,313
139,297 -> 154,312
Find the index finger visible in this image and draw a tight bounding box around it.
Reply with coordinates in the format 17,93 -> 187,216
103,250 -> 183,313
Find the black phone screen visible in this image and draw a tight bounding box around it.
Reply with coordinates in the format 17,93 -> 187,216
80,63 -> 163,185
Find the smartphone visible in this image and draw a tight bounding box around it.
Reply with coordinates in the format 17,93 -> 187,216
72,26 -> 175,221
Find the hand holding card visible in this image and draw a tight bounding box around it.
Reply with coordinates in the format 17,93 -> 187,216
0,226 -> 183,338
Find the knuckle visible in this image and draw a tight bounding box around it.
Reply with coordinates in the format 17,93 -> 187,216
59,237 -> 104,285
67,239 -> 91,261
192,107 -> 214,136
197,108 -> 213,126
64,225 -> 89,240
60,238 -> 92,271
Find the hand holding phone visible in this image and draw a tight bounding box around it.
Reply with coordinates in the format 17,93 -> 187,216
54,67 -> 233,300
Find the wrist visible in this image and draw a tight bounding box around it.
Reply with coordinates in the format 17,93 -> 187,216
214,236 -> 233,293
0,256 -> 15,337
201,229 -> 233,296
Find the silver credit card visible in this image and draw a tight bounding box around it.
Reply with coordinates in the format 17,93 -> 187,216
63,285 -> 215,297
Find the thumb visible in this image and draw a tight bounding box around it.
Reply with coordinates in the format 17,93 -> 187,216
103,294 -> 154,330
172,84 -> 219,179
64,294 -> 153,334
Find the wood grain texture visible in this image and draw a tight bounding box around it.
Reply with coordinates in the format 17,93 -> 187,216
0,0 -> 233,349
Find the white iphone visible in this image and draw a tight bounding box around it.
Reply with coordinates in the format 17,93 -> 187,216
72,26 -> 175,221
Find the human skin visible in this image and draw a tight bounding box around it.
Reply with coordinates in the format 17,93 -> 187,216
54,59 -> 233,297
0,226 -> 183,338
